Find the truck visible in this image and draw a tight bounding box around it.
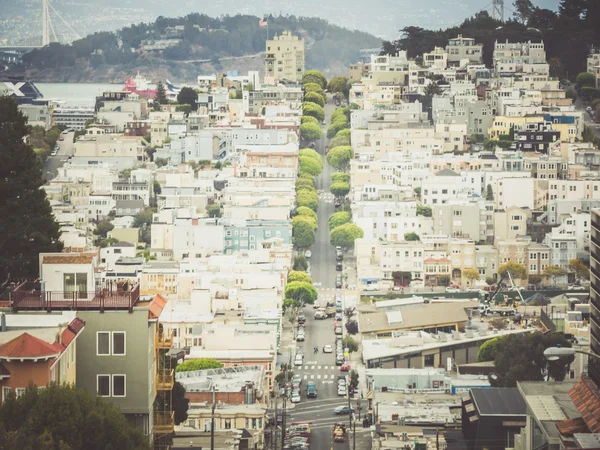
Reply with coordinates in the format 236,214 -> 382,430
479,304 -> 517,316
306,381 -> 317,399
314,307 -> 336,319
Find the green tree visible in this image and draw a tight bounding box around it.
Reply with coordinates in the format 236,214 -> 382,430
327,120 -> 349,139
438,274 -> 451,286
293,214 -> 317,231
133,208 -> 154,229
175,104 -> 192,116
177,87 -> 198,111
284,281 -> 318,305
513,0 -> 534,23
342,334 -> 359,353
485,184 -> 494,201
297,190 -> 318,211
293,255 -> 308,271
93,220 -> 114,238
567,258 -> 589,280
463,267 -> 481,285
288,270 -> 312,284
303,83 -> 325,97
330,181 -> 350,198
0,383 -> 150,449
299,155 -> 322,176
176,358 -> 224,372
327,76 -> 349,94
328,211 -> 352,230
296,179 -> 315,191
0,97 -> 63,284
331,172 -> 350,184
302,70 -> 327,89
302,102 -> 325,122
155,81 -> 168,105
296,206 -> 318,223
543,264 -> 565,284
330,223 -> 364,250
304,91 -> 325,107
329,133 -> 350,148
293,219 -> 316,249
576,72 -> 596,90
491,332 -> 574,387
404,232 -> 420,241
300,122 -> 323,141
498,261 -> 527,280
416,205 -> 432,217
301,115 -> 320,126
275,363 -> 295,387
326,146 -> 354,171
477,337 -> 501,362
299,148 -> 321,163
207,204 -> 222,218
153,180 -> 162,196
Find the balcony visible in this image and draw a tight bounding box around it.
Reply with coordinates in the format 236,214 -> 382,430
156,369 -> 174,391
153,412 -> 174,434
155,330 -> 174,350
11,281 -> 140,313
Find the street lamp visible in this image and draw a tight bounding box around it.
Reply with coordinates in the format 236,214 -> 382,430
543,346 -> 600,361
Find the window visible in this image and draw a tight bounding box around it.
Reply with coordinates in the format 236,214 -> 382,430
97,375 -> 110,396
2,386 -> 10,403
112,375 -> 126,397
224,418 -> 232,429
15,388 -> 25,399
97,332 -> 110,355
113,332 -> 126,356
424,354 -> 435,367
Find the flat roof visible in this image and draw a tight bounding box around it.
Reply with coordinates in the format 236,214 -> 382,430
471,388 -> 526,416
176,365 -> 264,392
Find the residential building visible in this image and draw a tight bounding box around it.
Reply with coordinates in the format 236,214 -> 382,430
446,35 -> 483,66
589,209 -> 600,385
527,242 -> 551,279
513,122 -> 560,154
264,31 -> 304,83
52,107 -> 95,130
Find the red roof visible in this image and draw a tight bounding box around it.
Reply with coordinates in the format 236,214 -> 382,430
148,294 -> 168,320
556,417 -> 588,437
569,376 -> 600,433
0,333 -> 61,359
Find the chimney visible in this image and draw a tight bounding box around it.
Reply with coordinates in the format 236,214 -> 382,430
0,313 -> 6,332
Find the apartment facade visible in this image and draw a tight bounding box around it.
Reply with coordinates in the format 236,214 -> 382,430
264,31 -> 305,83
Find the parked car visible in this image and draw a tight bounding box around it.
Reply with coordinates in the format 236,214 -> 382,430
296,331 -> 305,342
333,406 -> 352,415
50,149 -> 58,156
340,364 -> 351,372
336,262 -> 342,271
337,385 -> 347,396
323,344 -> 333,353
364,284 -> 378,291
334,326 -> 343,335
313,301 -> 320,309
305,250 -> 312,259
445,286 -> 460,293
335,313 -> 343,321
291,392 -> 301,403
294,354 -> 304,366
336,355 -> 345,366
336,277 -> 343,289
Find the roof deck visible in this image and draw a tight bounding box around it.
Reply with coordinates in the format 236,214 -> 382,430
10,281 -> 140,313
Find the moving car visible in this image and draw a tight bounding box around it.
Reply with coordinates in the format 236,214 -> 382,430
306,381 -> 317,398
337,385 -> 347,396
59,136 -> 64,141
313,301 -> 320,309
291,392 -> 301,403
333,406 -> 352,415
323,344 -> 333,353
295,354 -> 304,366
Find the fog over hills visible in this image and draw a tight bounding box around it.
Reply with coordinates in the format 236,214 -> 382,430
3,0 -> 560,43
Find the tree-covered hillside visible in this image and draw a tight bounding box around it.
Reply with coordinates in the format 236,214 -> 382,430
383,0 -> 600,79
17,14 -> 381,79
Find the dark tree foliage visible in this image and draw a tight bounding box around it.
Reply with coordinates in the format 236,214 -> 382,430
177,87 -> 198,111
0,97 -> 63,285
0,383 -> 150,450
383,2 -> 600,78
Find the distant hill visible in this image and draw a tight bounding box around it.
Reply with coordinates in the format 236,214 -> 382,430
5,14 -> 381,83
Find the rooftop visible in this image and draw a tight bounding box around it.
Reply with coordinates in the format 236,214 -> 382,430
471,388 -> 526,416
175,365 -> 264,393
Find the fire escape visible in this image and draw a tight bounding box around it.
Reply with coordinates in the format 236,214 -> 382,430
153,325 -> 175,450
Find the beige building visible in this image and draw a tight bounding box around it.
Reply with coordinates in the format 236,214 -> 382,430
446,35 -> 483,66
448,238 -> 476,283
264,31 -> 305,83
527,242 -> 551,279
494,206 -> 530,242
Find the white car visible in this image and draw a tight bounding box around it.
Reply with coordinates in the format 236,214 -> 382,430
291,392 -> 301,403
364,284 -> 379,291
338,378 -> 346,387
445,286 -> 460,293
305,250 -> 312,259
323,345 -> 333,353
337,385 -> 347,396
294,354 -> 303,366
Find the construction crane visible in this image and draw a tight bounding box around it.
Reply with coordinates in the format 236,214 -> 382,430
485,271 -> 526,307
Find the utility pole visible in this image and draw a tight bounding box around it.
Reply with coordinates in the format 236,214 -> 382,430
273,395 -> 278,450
210,387 -> 216,450
353,416 -> 356,450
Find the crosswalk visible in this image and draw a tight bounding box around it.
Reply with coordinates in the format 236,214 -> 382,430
302,365 -> 337,371
301,374 -> 338,381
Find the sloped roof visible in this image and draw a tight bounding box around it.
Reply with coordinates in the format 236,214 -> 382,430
569,376 -> 600,433
435,169 -> 460,177
149,294 -> 168,320
471,388 -> 526,416
43,254 -> 94,264
0,333 -> 60,359
556,417 -> 588,437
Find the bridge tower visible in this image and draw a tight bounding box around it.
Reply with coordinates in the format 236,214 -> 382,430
492,0 -> 504,21
41,0 -> 50,46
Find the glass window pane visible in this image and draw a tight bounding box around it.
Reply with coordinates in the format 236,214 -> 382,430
97,332 -> 110,355
113,376 -> 125,397
113,332 -> 125,355
98,376 -> 110,396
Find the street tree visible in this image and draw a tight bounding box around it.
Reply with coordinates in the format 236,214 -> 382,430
0,97 -> 63,284
343,306 -> 356,321
176,358 -> 223,372
302,70 -> 327,89
345,320 -> 359,334
328,211 -> 352,230
296,206 -> 318,223
485,184 -> 494,201
293,214 -> 317,230
275,363 -> 295,387
331,172 -> 350,183
288,270 -> 312,284
329,133 -> 351,148
177,87 -> 198,111
299,155 -> 322,177
300,122 -> 322,141
304,91 -> 325,107
327,120 -> 349,139
543,264 -> 565,284
491,332 -> 574,387
293,255 -> 308,271
404,232 -> 420,241
302,102 -> 325,122
299,148 -> 321,163
298,173 -> 315,186
284,281 -> 318,305
330,223 -> 364,250
327,76 -> 349,94
463,267 -> 481,285
576,72 -> 596,90
301,115 -> 320,125
207,204 -> 222,218
330,181 -> 350,198
342,335 -> 359,353
292,219 -> 316,249
498,261 -> 527,280
296,190 -> 319,211
568,258 -> 589,280
326,146 -> 353,170
0,383 -> 150,449
303,82 -> 325,97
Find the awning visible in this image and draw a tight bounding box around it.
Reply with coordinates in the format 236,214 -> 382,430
360,278 -> 380,282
